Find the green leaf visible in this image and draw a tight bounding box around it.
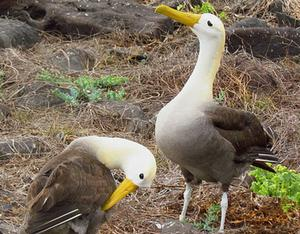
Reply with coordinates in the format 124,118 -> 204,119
97,75 -> 128,88
250,165 -> 300,212
177,3 -> 186,11
218,11 -> 228,21
106,88 -> 126,101
53,89 -> 78,106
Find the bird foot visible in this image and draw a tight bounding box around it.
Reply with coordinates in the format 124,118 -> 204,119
218,229 -> 224,233
179,214 -> 185,222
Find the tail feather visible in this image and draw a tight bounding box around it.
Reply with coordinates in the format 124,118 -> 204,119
235,146 -> 279,173
25,205 -> 82,234
252,149 -> 279,173
257,153 -> 278,163
252,161 -> 276,173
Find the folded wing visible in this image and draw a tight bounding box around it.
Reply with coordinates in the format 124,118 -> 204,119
205,104 -> 278,172
24,153 -> 116,234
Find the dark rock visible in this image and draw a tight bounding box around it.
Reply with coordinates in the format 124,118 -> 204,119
100,101 -> 147,120
269,0 -> 300,28
220,54 -> 288,92
97,101 -> 150,133
226,27 -> 300,59
0,136 -> 50,159
275,12 -> 300,28
0,104 -> 11,120
229,18 -> 269,30
107,47 -> 148,63
269,0 -> 283,13
161,220 -> 203,234
49,48 -> 96,72
15,82 -> 65,108
81,101 -> 152,134
0,0 -> 19,16
0,18 -> 40,49
5,0 -> 173,39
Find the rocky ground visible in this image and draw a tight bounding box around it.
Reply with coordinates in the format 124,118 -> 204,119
0,0 -> 299,233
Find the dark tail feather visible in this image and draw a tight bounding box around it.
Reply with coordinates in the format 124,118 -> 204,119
252,161 -> 276,173
256,153 -> 278,163
252,150 -> 279,173
235,146 -> 279,173
25,205 -> 82,234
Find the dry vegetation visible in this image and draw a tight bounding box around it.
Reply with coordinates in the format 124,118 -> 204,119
1,0 -> 300,233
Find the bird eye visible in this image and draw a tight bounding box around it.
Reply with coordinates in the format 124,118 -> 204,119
139,173 -> 144,180
207,20 -> 213,27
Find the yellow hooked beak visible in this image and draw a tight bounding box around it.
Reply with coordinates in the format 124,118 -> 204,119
102,178 -> 138,211
155,4 -> 201,27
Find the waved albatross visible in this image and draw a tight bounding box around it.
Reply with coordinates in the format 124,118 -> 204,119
154,5 -> 278,232
21,136 -> 156,234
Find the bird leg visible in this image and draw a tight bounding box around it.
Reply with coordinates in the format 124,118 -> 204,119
218,192 -> 228,233
179,182 -> 192,222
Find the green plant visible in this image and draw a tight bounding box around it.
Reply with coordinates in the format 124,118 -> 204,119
250,165 -> 300,212
253,96 -> 275,112
38,70 -> 128,106
177,1 -> 228,21
96,75 -> 128,88
38,69 -> 71,85
177,2 -> 187,11
215,89 -> 225,103
106,87 -> 126,101
193,203 -> 220,232
193,1 -> 215,14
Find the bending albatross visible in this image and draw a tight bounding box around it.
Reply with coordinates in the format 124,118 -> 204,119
155,5 -> 278,232
21,136 -> 156,234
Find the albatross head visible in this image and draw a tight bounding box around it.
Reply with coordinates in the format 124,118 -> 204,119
96,137 -> 156,211
69,136 -> 156,211
155,5 -> 225,44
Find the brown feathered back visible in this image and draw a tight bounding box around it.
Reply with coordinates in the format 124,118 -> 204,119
22,147 -> 116,234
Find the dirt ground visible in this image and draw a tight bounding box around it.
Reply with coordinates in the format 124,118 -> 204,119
0,1 -> 300,233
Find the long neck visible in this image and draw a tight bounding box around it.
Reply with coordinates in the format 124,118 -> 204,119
67,136 -> 139,170
172,35 -> 224,106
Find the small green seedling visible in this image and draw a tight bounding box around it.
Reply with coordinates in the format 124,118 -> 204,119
250,165 -> 300,212
38,70 -> 128,106
177,1 -> 227,21
96,75 -> 128,88
215,89 -> 225,104
193,203 -> 220,232
38,69 -> 71,85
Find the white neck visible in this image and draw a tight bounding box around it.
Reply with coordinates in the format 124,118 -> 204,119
67,136 -> 147,171
171,35 -> 224,106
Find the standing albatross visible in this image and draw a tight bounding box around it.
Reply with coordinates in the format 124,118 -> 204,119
21,136 -> 156,234
154,5 -> 278,232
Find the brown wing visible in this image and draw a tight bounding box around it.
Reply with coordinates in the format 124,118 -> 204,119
204,104 -> 278,172
24,151 -> 116,234
204,104 -> 268,153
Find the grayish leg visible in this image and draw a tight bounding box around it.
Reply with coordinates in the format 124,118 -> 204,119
218,192 -> 228,233
179,183 -> 192,222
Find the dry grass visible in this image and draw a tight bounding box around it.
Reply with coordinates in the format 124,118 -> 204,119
1,10 -> 300,234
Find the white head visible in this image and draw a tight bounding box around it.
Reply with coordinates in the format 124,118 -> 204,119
69,136 -> 156,211
121,148 -> 157,188
155,5 -> 225,49
191,13 -> 225,43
